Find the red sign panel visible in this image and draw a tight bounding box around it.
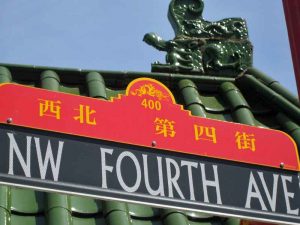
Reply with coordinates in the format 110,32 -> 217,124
0,78 -> 298,171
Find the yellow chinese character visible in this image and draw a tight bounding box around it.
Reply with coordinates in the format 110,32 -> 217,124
74,104 -> 97,125
235,132 -> 256,151
39,99 -> 61,119
194,125 -> 217,143
154,117 -> 176,138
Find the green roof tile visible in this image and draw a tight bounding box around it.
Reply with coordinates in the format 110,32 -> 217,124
219,82 -> 255,126
105,210 -> 131,225
204,112 -> 232,121
106,89 -> 125,99
40,70 -> 60,91
219,82 -> 250,110
198,95 -> 227,113
0,207 -> 9,225
276,113 -> 300,150
103,201 -> 128,215
163,211 -> 189,225
0,186 -> 10,212
11,188 -> 44,214
86,72 -> 107,100
247,67 -> 299,107
128,204 -> 160,218
46,193 -> 70,211
178,79 -> 206,117
59,84 -> 82,96
238,74 -> 300,124
185,211 -> 213,219
224,218 -> 240,225
0,66 -> 12,83
11,214 -> 46,225
70,196 -> 102,215
47,207 -> 72,225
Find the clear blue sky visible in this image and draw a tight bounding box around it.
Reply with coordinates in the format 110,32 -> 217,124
0,0 -> 297,95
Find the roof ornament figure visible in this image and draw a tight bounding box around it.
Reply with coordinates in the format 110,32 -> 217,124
144,0 -> 253,77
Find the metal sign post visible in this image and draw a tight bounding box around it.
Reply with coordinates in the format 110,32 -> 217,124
283,0 -> 300,97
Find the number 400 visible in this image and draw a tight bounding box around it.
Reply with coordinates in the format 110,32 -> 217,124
141,99 -> 161,111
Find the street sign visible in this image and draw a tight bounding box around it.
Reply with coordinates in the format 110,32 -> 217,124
0,79 -> 298,171
0,124 -> 300,225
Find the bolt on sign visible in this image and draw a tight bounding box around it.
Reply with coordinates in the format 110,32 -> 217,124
0,79 -> 298,171
0,124 -> 300,225
0,79 -> 299,224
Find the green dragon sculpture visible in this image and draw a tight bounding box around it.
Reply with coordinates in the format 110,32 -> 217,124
144,0 -> 253,77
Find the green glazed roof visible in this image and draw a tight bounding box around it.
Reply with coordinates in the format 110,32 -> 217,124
0,63 -> 299,225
